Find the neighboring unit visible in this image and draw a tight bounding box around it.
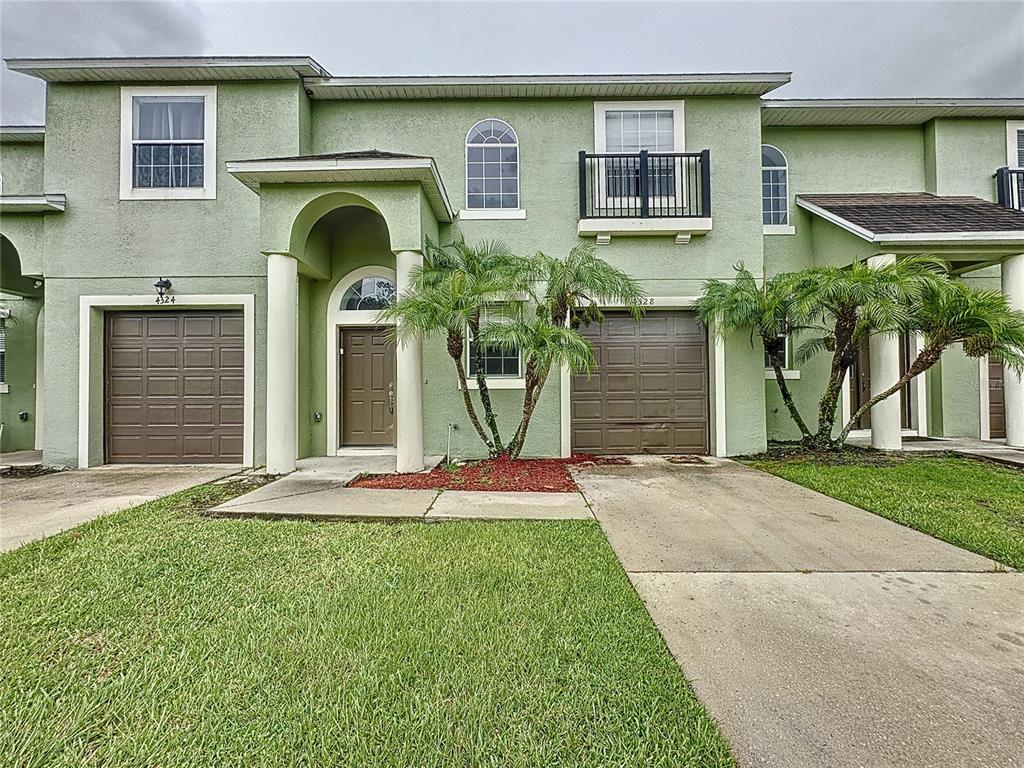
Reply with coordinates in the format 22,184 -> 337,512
1,58 -> 1022,467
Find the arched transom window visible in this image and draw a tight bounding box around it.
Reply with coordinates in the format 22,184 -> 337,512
466,119 -> 519,210
340,276 -> 396,311
761,145 -> 789,225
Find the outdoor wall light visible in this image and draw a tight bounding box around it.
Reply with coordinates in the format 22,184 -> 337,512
153,278 -> 174,304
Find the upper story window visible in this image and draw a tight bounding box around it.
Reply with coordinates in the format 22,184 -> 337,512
120,86 -> 217,201
1007,121 -> 1024,168
761,145 -> 789,225
465,119 -> 519,212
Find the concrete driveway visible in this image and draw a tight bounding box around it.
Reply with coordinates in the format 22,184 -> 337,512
1,464 -> 237,552
576,458 -> 1023,768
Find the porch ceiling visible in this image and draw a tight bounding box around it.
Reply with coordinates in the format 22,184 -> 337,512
226,150 -> 453,223
796,193 -> 1024,249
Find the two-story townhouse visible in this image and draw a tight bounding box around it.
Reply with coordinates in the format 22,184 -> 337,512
0,57 -> 1021,471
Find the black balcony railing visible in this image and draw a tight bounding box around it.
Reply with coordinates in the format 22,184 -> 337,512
578,149 -> 710,219
996,167 -> 1024,211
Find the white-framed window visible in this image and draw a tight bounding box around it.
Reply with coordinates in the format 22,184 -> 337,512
466,308 -> 522,380
764,334 -> 790,369
762,145 -> 789,226
465,118 -> 520,214
120,86 -> 217,200
1007,121 -> 1024,168
339,276 -> 396,311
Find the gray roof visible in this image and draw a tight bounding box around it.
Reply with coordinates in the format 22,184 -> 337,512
4,56 -> 328,82
232,149 -> 431,164
763,98 -> 1024,126
797,193 -> 1024,241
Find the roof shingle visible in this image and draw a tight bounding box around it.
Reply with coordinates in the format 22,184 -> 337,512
797,193 -> 1024,235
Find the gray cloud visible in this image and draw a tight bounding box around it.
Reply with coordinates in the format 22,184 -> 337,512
1,1 -> 1022,125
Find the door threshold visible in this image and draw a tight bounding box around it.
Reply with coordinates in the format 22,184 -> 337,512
335,447 -> 397,457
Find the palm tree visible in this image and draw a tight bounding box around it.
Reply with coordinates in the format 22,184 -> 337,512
381,236 -> 526,457
835,280 -> 1024,444
792,256 -> 947,449
536,243 -> 645,328
696,264 -> 813,439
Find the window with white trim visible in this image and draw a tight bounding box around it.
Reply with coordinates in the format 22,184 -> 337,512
465,119 -> 519,210
467,309 -> 521,378
120,86 -> 217,200
764,334 -> 791,369
340,276 -> 396,310
1008,121 -> 1024,168
762,145 -> 789,225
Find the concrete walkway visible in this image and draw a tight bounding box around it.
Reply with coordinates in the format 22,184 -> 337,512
208,456 -> 592,521
847,433 -> 1024,469
575,457 -> 1023,768
1,464 -> 237,552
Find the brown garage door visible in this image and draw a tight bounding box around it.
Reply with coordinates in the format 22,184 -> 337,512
572,311 -> 709,454
105,310 -> 244,463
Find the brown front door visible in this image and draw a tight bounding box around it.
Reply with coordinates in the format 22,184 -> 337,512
571,311 -> 709,454
849,335 -> 913,430
341,327 -> 395,446
104,310 -> 244,463
989,357 -> 1006,439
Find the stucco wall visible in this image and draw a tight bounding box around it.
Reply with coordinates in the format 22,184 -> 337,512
0,142 -> 45,195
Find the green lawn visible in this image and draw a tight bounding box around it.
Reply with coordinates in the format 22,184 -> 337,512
0,480 -> 732,768
747,453 -> 1024,569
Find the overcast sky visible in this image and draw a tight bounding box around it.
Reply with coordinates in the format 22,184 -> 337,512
1,0 -> 1022,124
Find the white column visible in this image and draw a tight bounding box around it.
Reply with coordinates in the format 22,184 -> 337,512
266,252 -> 298,474
395,250 -> 424,472
867,254 -> 902,450
1003,252 -> 1024,447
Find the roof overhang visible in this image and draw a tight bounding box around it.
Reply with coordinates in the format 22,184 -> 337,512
0,194 -> 66,213
303,72 -> 792,100
763,98 -> 1024,126
226,156 -> 453,223
0,125 -> 44,144
796,196 -> 1024,247
5,56 -> 327,82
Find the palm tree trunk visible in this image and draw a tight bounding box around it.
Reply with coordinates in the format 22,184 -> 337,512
836,344 -> 943,445
468,316 -> 504,455
767,350 -> 811,439
809,315 -> 856,449
447,330 -> 495,453
508,365 -> 549,459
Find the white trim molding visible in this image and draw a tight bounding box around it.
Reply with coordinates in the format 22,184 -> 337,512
119,85 -> 217,201
325,266 -> 398,456
77,293 -> 255,468
763,224 -> 796,236
979,355 -> 991,442
594,100 -> 686,154
458,208 -> 527,221
765,369 -> 800,380
1007,120 -> 1024,167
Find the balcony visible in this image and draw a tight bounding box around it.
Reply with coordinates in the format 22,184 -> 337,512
577,149 -> 712,244
996,167 -> 1024,211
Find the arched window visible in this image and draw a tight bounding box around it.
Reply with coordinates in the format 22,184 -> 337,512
340,276 -> 396,311
466,119 -> 519,210
761,145 -> 789,225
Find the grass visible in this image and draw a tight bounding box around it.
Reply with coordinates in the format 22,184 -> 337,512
0,479 -> 732,767
746,452 -> 1024,569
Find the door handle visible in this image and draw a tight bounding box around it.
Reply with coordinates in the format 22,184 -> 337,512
387,383 -> 395,414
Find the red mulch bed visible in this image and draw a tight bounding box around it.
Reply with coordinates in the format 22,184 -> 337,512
348,454 -> 628,493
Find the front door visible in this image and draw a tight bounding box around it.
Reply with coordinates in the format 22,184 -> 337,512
849,335 -> 913,430
340,327 -> 395,446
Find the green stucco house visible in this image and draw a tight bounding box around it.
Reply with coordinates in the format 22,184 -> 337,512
1,56 -> 1022,472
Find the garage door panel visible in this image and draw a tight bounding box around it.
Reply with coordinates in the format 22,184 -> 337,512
146,348 -> 179,369
105,310 -> 243,464
572,311 -> 708,455
183,347 -> 216,369
146,316 -> 179,337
